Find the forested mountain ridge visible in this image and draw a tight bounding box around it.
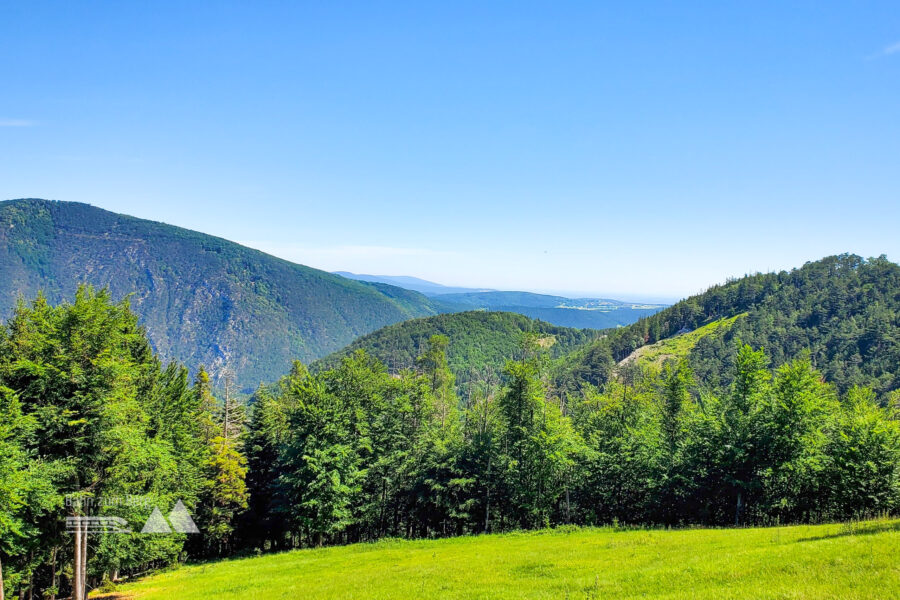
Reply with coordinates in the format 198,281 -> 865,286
313,310 -> 601,388
0,198 -> 443,389
562,254 -> 900,396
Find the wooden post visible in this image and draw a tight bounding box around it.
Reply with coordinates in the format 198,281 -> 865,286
73,519 -> 82,600
484,454 -> 492,534
224,372 -> 231,440
1,553 -> 5,600
81,527 -> 88,598
49,547 -> 57,600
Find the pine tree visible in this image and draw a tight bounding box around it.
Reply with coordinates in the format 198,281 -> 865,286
417,335 -> 456,429
0,386 -> 29,600
0,286 -> 199,597
241,361 -> 307,550
721,343 -> 770,524
190,370 -> 249,557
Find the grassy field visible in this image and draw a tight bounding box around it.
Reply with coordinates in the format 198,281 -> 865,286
102,518 -> 900,600
621,313 -> 747,368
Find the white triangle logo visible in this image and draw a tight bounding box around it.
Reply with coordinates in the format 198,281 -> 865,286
167,500 -> 200,534
140,507 -> 173,534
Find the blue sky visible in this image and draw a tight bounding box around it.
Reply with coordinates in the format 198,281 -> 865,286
2,2 -> 899,302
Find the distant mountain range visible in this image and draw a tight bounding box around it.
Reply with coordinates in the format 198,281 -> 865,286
334,274 -> 667,329
326,254 -> 900,400
333,272 -> 493,296
0,199 -> 665,389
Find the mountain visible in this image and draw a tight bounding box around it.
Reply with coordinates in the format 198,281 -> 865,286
335,277 -> 668,330
0,199 -> 445,390
559,254 -> 900,397
497,305 -> 665,330
313,310 -> 601,388
333,272 -> 493,296
429,291 -> 619,308
430,291 -> 666,329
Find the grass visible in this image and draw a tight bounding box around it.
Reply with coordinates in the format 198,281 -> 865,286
102,518 -> 900,600
622,313 -> 747,368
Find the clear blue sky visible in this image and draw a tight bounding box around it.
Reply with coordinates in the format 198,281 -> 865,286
2,2 -> 899,302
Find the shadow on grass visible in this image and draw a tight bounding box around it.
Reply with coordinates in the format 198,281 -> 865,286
796,520 -> 900,543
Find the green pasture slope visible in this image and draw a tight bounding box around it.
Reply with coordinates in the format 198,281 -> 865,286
620,313 -> 746,368
106,519 -> 900,600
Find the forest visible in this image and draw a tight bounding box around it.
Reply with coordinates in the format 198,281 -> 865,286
562,254 -> 900,395
1,265 -> 899,598
312,310 -> 601,389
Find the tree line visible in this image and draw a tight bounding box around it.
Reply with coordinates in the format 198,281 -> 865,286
311,310 -> 600,392
1,286 -> 899,598
0,289 -> 247,599
240,335 -> 900,552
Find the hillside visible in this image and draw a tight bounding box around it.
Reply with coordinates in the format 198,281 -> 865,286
313,310 -> 601,386
562,254 -> 900,396
618,313 -> 746,368
0,199 -> 443,389
109,519 -> 900,600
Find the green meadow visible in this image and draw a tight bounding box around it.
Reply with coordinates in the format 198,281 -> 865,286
105,519 -> 900,600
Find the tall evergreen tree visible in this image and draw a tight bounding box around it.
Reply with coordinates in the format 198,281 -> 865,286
190,369 -> 249,557
0,287 -> 201,597
720,343 -> 770,524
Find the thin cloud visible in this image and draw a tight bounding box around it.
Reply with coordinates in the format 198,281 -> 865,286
867,40 -> 900,60
0,119 -> 36,127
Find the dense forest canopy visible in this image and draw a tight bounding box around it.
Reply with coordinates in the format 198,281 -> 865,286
563,254 -> 900,397
0,288 -> 249,599
313,311 -> 601,390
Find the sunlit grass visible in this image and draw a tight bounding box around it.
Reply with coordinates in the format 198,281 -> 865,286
105,517 -> 900,600
625,313 -> 747,367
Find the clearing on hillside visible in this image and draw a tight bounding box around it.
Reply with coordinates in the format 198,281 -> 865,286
619,313 -> 747,368
102,518 -> 900,600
